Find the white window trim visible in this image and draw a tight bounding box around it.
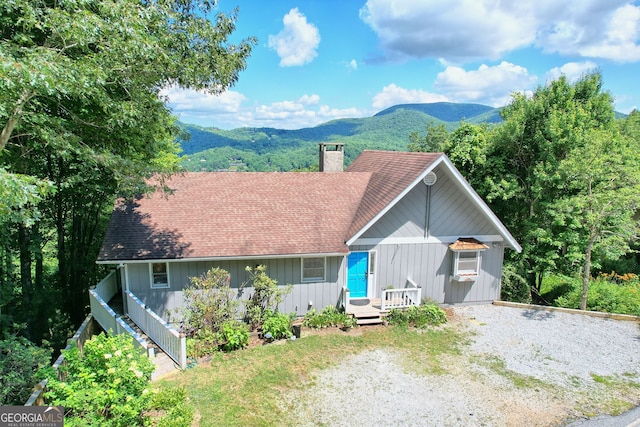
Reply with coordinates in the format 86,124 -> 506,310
301,257 -> 326,282
451,250 -> 481,282
150,262 -> 170,289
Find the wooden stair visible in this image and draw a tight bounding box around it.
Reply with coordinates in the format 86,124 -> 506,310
350,307 -> 386,325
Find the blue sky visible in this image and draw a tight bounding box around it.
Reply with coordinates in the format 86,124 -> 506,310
163,0 -> 640,130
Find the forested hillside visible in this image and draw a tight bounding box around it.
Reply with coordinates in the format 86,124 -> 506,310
179,103 -> 503,171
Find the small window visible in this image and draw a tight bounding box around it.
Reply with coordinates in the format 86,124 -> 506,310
368,251 -> 376,275
302,257 -> 325,282
452,251 -> 480,281
150,262 -> 170,289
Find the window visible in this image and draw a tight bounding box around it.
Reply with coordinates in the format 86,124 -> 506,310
150,262 -> 170,289
302,257 -> 325,282
449,238 -> 488,282
454,251 -> 480,277
368,251 -> 376,276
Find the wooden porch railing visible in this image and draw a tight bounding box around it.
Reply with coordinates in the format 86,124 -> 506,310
339,286 -> 350,313
381,279 -> 422,311
125,291 -> 187,369
88,272 -> 154,357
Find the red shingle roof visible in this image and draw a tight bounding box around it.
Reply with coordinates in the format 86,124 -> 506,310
98,151 -> 443,261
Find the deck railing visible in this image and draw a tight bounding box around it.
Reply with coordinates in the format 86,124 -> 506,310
339,286 -> 350,313
125,291 -> 187,369
381,279 -> 422,311
88,273 -> 154,357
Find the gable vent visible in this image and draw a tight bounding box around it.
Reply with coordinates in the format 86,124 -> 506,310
423,172 -> 437,186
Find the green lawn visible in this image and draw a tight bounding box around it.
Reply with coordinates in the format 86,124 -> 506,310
155,326 -> 464,426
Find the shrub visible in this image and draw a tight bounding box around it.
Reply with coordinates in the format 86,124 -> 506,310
500,263 -> 531,303
45,333 -> 155,426
555,275 -> 640,316
219,320 -> 249,352
176,267 -> 238,337
244,265 -> 291,330
261,310 -> 293,340
302,305 -> 355,329
386,304 -> 447,328
0,336 -> 52,405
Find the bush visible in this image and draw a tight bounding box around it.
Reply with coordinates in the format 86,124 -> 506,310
244,265 -> 291,330
176,267 -> 238,337
554,275 -> 640,316
386,304 -> 447,328
500,263 -> 531,303
219,321 -> 249,352
261,310 -> 293,340
302,306 -> 356,330
45,333 -> 155,426
0,336 -> 52,405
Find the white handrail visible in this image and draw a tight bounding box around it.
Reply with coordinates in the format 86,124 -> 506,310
381,287 -> 421,311
125,291 -> 187,369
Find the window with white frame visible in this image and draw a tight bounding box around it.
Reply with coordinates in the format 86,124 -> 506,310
150,262 -> 170,288
453,251 -> 480,278
449,238 -> 488,281
302,257 -> 325,282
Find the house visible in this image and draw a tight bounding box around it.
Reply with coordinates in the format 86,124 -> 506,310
96,144 -> 521,325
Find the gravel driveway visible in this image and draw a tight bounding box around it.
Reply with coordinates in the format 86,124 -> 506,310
280,304 -> 640,426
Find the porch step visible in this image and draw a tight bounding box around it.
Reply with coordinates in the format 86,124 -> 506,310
356,316 -> 383,325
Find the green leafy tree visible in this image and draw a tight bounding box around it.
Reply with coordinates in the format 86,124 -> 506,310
484,72 -> 617,298
0,0 -> 255,341
0,335 -> 52,405
408,122 -> 449,153
550,128 -> 640,309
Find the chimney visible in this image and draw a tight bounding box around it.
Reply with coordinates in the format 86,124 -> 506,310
319,143 -> 344,172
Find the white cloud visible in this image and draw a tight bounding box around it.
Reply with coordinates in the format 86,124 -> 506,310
359,0 -> 536,62
160,87 -> 247,123
545,61 -> 599,83
372,84 -> 449,110
434,62 -> 538,106
298,94 -> 320,105
348,59 -> 358,71
268,8 -> 321,67
360,0 -> 640,63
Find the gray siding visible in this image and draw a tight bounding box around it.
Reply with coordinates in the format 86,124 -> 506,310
362,164 -> 496,239
125,256 -> 345,321
350,242 -> 505,304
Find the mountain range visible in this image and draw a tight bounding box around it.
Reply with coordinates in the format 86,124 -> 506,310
178,102 -> 503,172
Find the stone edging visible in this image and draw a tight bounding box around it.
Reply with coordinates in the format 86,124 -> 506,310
492,300 -> 640,323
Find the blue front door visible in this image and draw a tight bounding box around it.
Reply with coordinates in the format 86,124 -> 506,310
348,252 -> 368,298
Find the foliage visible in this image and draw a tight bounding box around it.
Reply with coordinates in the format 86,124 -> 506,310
146,388 -> 193,427
219,320 -> 249,352
302,305 -> 354,329
261,310 -> 293,340
244,265 -> 291,330
45,333 -> 155,426
0,335 -> 52,405
475,72 -> 629,297
554,275 -> 640,316
0,0 -> 254,341
177,267 -> 238,337
408,122 -> 450,153
386,304 -> 447,328
500,262 -> 531,303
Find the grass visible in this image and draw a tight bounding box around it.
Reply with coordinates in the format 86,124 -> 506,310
156,326 -> 465,426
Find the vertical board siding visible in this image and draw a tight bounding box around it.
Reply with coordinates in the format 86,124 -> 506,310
124,256 -> 345,321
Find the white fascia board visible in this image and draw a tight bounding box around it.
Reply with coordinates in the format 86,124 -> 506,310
346,154 -> 446,246
95,251 -> 348,265
352,235 -> 505,246
345,154 -> 522,252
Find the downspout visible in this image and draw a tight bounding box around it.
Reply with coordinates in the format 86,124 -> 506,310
424,185 -> 431,238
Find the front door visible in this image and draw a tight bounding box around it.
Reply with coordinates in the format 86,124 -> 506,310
347,252 -> 368,298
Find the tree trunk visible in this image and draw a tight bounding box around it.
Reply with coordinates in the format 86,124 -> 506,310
580,236 -> 595,310
18,224 -> 33,340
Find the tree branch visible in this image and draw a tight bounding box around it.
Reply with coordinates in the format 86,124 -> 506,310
0,90 -> 35,151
